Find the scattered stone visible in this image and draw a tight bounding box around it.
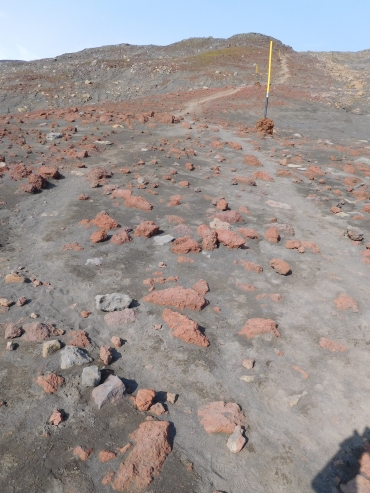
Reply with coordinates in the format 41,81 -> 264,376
81,365 -> 101,387
256,118 -> 274,135
23,322 -> 61,342
239,318 -> 280,339
96,293 -> 132,312
0,298 -> 12,307
227,425 -> 246,453
16,297 -> 27,306
36,373 -> 64,393
60,346 -> 92,369
346,226 -> 364,241
265,227 -> 280,243
91,211 -> 119,230
42,340 -> 61,357
162,308 -> 209,347
213,210 -> 244,223
6,341 -> 15,350
90,230 -> 108,243
67,330 -> 90,347
46,132 -> 64,140
5,324 -> 22,339
111,336 -> 122,348
240,260 -> 263,273
334,294 -> 358,312
242,358 -> 255,369
134,221 -> 159,238
210,218 -> 231,230
166,393 -> 178,404
100,345 -> 113,365
192,279 -> 209,295
198,401 -> 245,434
287,391 -> 307,407
238,228 -> 259,239
49,409 -> 63,426
135,389 -> 156,411
112,421 -> 172,492
153,235 -> 175,245
216,229 -> 245,248
270,258 -> 291,275
171,236 -> 201,254
92,375 -> 126,409
144,286 -> 206,311
5,273 -> 25,283
73,446 -> 93,461
150,402 -> 166,415
266,200 -> 292,210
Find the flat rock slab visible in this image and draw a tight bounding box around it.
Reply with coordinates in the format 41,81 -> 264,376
95,293 -> 132,311
92,374 -> 126,409
104,308 -> 136,326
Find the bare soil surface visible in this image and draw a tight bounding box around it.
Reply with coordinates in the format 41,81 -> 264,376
0,33 -> 370,493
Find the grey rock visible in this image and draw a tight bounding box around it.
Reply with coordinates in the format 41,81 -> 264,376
81,365 -> 101,387
227,425 -> 246,453
95,293 -> 132,312
46,132 -> 64,140
153,235 -> 175,245
92,374 -> 126,409
60,346 -> 92,369
85,257 -> 103,266
346,226 -> 364,241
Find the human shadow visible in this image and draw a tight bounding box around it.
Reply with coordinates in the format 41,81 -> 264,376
312,427 -> 370,493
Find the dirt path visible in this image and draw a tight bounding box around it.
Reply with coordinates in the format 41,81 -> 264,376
276,54 -> 290,84
177,85 -> 244,117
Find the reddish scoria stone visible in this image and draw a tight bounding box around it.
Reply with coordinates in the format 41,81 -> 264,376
198,401 -> 245,434
239,318 -> 280,339
162,308 -> 209,347
112,421 -> 172,492
134,221 -> 159,238
270,258 -> 291,275
143,286 -> 206,311
91,211 -> 118,230
171,236 -> 201,254
135,389 -> 156,411
36,374 -> 64,393
334,294 -> 358,312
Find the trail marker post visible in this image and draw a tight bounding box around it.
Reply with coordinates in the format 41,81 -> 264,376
264,40 -> 273,118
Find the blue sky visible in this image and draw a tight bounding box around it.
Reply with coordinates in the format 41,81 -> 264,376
0,0 -> 369,61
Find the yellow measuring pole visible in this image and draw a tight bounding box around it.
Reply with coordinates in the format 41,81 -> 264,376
264,40 -> 273,118
256,63 -> 258,74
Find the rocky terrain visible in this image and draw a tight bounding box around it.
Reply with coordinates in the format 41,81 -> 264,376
0,33 -> 370,493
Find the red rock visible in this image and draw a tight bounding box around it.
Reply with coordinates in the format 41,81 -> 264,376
213,211 -> 244,223
270,258 -> 291,275
319,337 -> 347,352
91,211 -> 118,230
5,324 -> 22,339
192,279 -> 209,295
17,297 -> 27,306
181,122 -> 192,129
135,389 -> 156,411
264,227 -> 280,243
253,171 -> 274,182
234,176 -> 256,186
143,286 -> 206,311
162,308 -> 209,347
37,166 -> 60,179
150,403 -> 166,415
111,229 -> 132,244
239,318 -> 280,339
111,336 -> 122,348
112,421 -> 172,492
28,173 -> 47,190
100,345 -> 113,365
171,236 -> 201,254
334,294 -> 358,312
90,230 -> 108,243
177,256 -> 194,263
62,242 -> 84,251
67,330 -> 90,347
216,199 -> 228,211
111,189 -> 132,199
99,450 -> 117,463
244,154 -> 262,166
363,205 -> 370,213
202,232 -> 218,251
185,162 -> 194,170
73,446 -> 93,461
228,141 -> 242,150
9,163 -> 31,181
124,195 -> 153,211
168,194 -> 182,206
166,215 -> 185,224
286,240 -> 301,249
178,181 -> 189,187
216,229 -> 245,248
359,449 -> 370,480
197,224 -> 212,237
238,228 -> 259,239
301,241 -> 320,253
104,309 -> 136,326
36,373 -> 64,393
80,311 -> 91,318
256,118 -> 274,135
23,322 -> 60,342
134,221 -> 159,238
197,401 -> 245,434
240,260 -> 263,273
331,206 -> 341,214
49,409 -> 63,426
